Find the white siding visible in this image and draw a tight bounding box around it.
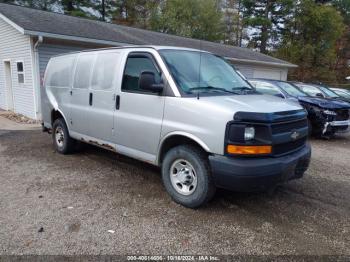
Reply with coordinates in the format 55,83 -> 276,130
253,67 -> 288,81
233,63 -> 289,81
0,18 -> 36,118
233,64 -> 255,78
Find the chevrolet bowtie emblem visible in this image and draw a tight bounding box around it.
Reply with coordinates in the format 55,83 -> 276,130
291,131 -> 300,140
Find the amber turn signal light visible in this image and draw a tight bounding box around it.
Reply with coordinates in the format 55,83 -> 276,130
227,145 -> 272,155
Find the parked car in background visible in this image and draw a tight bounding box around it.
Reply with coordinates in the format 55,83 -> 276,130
249,79 -> 350,137
330,88 -> 350,100
41,46 -> 311,208
293,82 -> 350,104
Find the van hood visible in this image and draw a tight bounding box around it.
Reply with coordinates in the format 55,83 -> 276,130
199,94 -> 302,114
297,96 -> 350,109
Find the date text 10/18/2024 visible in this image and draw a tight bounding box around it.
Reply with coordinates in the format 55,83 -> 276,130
127,255 -> 220,261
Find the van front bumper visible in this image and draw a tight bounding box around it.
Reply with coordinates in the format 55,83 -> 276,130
209,144 -> 311,192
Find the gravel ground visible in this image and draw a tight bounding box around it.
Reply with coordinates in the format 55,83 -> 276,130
0,127 -> 349,256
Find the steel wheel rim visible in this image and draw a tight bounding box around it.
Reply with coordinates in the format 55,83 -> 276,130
55,126 -> 65,148
170,159 -> 197,196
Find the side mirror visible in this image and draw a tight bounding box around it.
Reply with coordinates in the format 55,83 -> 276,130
315,93 -> 324,98
139,71 -> 163,93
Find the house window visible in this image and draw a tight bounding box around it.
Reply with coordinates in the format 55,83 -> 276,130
17,62 -> 24,84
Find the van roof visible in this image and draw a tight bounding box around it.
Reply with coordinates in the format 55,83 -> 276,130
51,45 -> 210,58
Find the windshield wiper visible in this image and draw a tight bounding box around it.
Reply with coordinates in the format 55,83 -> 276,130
189,86 -> 239,94
232,86 -> 255,93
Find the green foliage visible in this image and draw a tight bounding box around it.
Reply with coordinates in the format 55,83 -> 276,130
332,0 -> 350,23
242,0 -> 294,53
1,0 -> 349,84
111,0 -> 161,28
275,0 -> 345,83
149,0 -> 224,41
0,0 -> 57,10
60,0 -> 100,18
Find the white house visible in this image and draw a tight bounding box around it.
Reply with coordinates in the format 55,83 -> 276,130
0,3 -> 297,120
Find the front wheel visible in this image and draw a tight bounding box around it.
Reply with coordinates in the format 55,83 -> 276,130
161,145 -> 216,208
307,119 -> 313,136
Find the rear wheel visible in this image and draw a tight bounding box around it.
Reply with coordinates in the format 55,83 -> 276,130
52,118 -> 75,154
161,145 -> 216,208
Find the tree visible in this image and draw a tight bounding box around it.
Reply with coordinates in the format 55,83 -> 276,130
110,0 -> 161,28
149,0 -> 224,41
241,0 -> 294,53
276,0 -> 345,83
332,0 -> 350,84
0,0 -> 57,10
221,0 -> 245,46
60,0 -> 100,18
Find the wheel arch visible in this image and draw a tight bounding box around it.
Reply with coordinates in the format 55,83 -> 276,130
157,132 -> 211,165
51,108 -> 69,127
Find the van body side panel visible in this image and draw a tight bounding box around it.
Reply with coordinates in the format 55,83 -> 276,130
41,60 -> 53,128
161,97 -> 233,155
160,94 -> 303,156
42,54 -> 77,128
70,53 -> 95,134
88,51 -> 122,142
114,92 -> 165,155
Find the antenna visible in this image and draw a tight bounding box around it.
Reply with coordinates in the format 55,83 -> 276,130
197,37 -> 203,100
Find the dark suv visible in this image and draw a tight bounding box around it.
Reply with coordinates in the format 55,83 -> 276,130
293,82 -> 350,103
249,79 -> 350,137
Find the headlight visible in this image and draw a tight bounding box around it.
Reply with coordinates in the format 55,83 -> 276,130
323,110 -> 337,116
244,127 -> 255,140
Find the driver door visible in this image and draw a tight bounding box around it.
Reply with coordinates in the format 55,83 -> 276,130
114,52 -> 165,162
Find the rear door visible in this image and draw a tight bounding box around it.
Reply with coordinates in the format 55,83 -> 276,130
70,53 -> 96,135
114,51 -> 165,162
88,51 -> 121,142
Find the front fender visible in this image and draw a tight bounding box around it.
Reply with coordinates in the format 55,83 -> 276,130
156,131 -> 211,165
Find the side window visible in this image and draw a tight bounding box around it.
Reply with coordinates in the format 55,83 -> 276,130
73,54 -> 95,89
91,52 -> 120,90
122,55 -> 161,93
17,62 -> 24,84
300,85 -> 321,96
255,82 -> 282,96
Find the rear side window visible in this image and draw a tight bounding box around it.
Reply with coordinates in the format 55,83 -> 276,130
298,85 -> 322,97
45,55 -> 75,87
91,52 -> 120,90
73,54 -> 95,89
122,55 -> 161,93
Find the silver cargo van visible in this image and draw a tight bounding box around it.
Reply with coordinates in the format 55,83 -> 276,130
42,46 -> 311,208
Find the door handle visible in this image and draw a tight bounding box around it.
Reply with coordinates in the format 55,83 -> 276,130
89,92 -> 93,106
116,95 -> 120,110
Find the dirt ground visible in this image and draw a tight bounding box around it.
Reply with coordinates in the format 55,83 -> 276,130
0,123 -> 349,256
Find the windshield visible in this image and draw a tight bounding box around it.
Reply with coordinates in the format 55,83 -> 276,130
297,84 -> 324,97
160,50 -> 253,95
277,82 -> 307,97
318,86 -> 339,98
334,89 -> 350,99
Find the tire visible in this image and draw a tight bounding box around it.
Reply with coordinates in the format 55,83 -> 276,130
52,118 -> 75,154
161,145 -> 216,208
307,118 -> 313,137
